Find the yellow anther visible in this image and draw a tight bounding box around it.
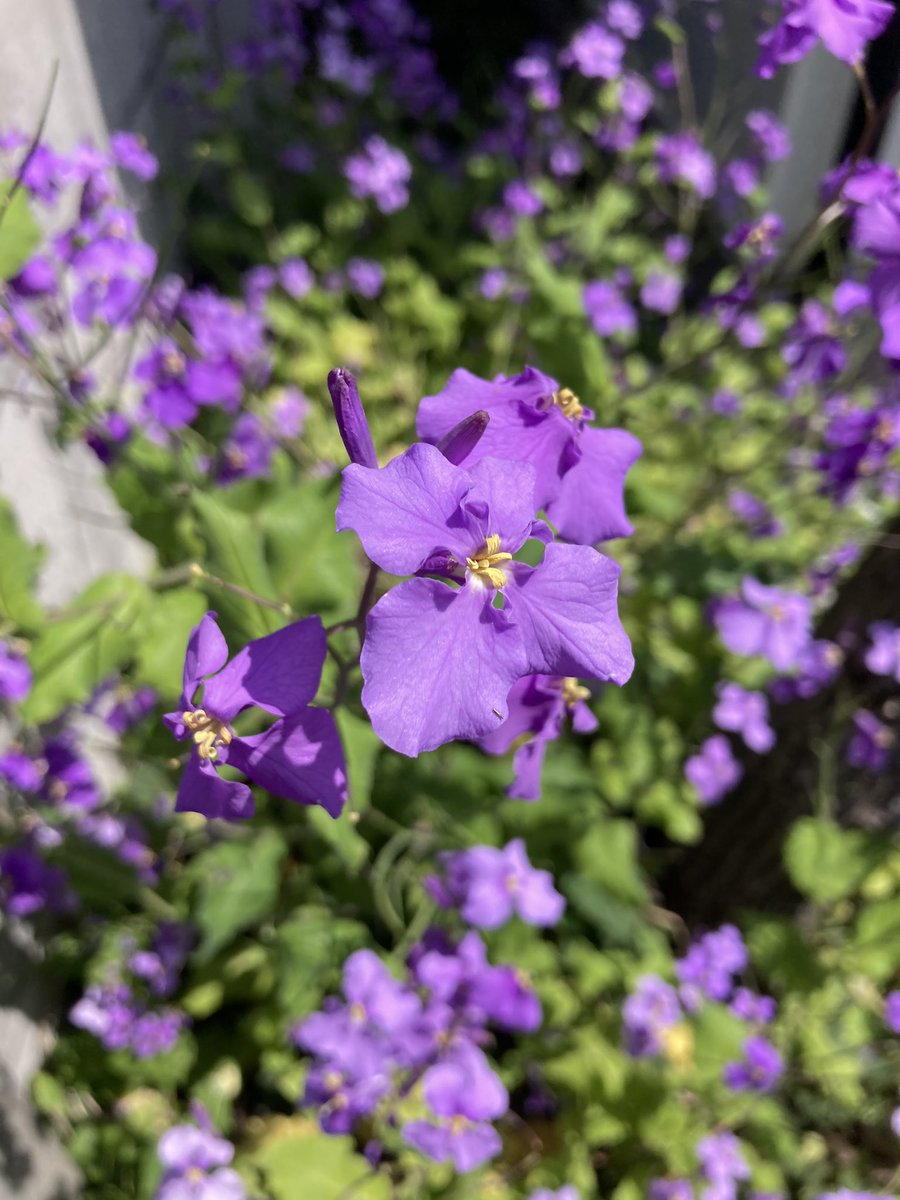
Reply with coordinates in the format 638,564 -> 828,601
552,387 -> 584,421
163,349 -> 185,376
323,1070 -> 344,1092
660,1023 -> 694,1072
466,533 -> 513,589
505,873 -> 518,893
449,1115 -> 467,1135
349,1001 -> 367,1025
181,709 -> 233,762
561,677 -> 590,707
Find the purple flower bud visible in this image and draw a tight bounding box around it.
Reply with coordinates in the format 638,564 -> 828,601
437,410 -> 490,466
327,368 -> 378,470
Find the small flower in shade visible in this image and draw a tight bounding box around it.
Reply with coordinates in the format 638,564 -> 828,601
0,641 -> 31,702
746,110 -> 792,161
562,21 -> 624,79
730,988 -> 777,1024
892,1107 -> 900,1138
656,133 -> 716,200
0,844 -> 76,916
110,131 -> 158,181
757,0 -> 893,77
402,1043 -> 508,1173
504,180 -> 543,217
607,0 -> 643,37
346,258 -> 385,299
417,364 -> 642,546
164,612 -> 346,820
649,1182 -> 694,1200
677,926 -> 747,1009
344,135 -> 411,213
529,1189 -> 579,1200
713,683 -> 775,754
279,257 -> 314,299
723,1035 -> 784,1093
728,489 -> 782,539
479,267 -> 509,300
583,280 -> 637,338
622,975 -> 682,1057
155,1119 -> 246,1200
697,1131 -> 750,1191
886,990 -> 900,1032
641,271 -> 682,314
478,674 -> 597,800
336,441 -> 633,756
428,838 -> 565,929
714,578 -> 812,671
846,709 -> 894,771
685,736 -> 743,807
865,622 -> 900,681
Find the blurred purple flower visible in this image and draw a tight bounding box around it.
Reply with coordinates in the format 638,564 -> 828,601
685,735 -> 743,806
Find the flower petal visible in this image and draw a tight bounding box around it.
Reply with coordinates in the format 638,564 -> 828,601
545,426 -> 642,544
505,543 -> 633,683
182,612 -> 229,704
336,442 -> 474,575
174,755 -> 253,820
360,578 -> 527,756
202,616 -> 326,722
461,457 -> 537,554
227,708 -> 347,817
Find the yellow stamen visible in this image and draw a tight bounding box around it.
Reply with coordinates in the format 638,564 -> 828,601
323,1070 -> 344,1092
466,533 -> 512,589
552,387 -> 584,421
349,1001 -> 367,1025
560,677 -> 590,707
181,709 -> 233,762
186,1167 -> 205,1183
163,349 -> 185,376
449,1115 -> 467,1135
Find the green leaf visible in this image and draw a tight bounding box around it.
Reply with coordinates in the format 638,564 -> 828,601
784,818 -> 886,904
274,906 -> 367,1019
0,184 -> 41,280
850,896 -> 900,982
572,821 -> 648,905
192,492 -> 284,640
244,1117 -> 389,1200
134,587 -> 208,697
191,828 -> 287,963
306,708 -> 381,868
0,497 -> 43,630
20,573 -> 146,723
228,169 -> 274,227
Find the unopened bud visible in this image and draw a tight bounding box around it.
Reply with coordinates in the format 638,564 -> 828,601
327,368 -> 378,469
437,409 -> 489,465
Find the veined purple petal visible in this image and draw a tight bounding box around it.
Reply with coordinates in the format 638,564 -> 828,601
462,457 -> 537,555
360,578 -> 527,756
174,755 -> 254,820
201,617 -> 326,722
417,365 -> 558,440
504,543 -> 633,684
509,738 -> 549,800
545,426 -> 642,544
182,612 -> 229,705
227,708 -> 346,817
336,442 -> 473,575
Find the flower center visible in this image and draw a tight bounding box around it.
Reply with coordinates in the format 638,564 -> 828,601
449,1115 -> 468,1136
560,677 -> 590,707
349,1001 -> 367,1024
323,1069 -> 344,1092
186,1167 -> 205,1183
466,534 -> 512,589
181,709 -> 233,761
552,387 -> 584,421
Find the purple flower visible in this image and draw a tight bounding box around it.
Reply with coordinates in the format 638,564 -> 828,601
697,1131 -> 750,1189
346,258 -> 385,299
730,988 -> 777,1024
746,110 -> 792,161
622,975 -> 682,1057
504,180 -> 543,217
0,641 -> 31,702
336,440 -> 633,756
345,136 -> 411,214
279,257 -> 314,299
757,0 -> 893,77
110,131 -> 158,181
684,736 -> 743,806
402,1043 -> 508,1173
428,839 -> 565,929
728,490 -> 782,539
478,674 -> 597,800
714,578 -> 812,671
418,365 -> 642,547
678,926 -> 747,1009
164,611 -> 346,819
583,280 -> 637,338
641,271 -> 682,315
529,1190 -> 579,1200
846,709 -> 894,771
479,268 -> 509,300
656,134 -> 716,200
865,622 -> 900,681
607,0 -> 643,37
723,1035 -> 784,1092
156,1120 -> 246,1200
0,845 -> 75,916
562,22 -> 624,79
712,683 -> 775,754
886,991 -> 900,1033
649,1183 -> 694,1200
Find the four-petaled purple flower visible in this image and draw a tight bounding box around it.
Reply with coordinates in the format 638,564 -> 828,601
714,578 -> 812,671
846,709 -> 894,771
757,0 -> 893,78
427,838 -> 565,929
478,674 -> 598,800
156,1119 -> 246,1200
723,1035 -> 784,1093
713,683 -> 775,754
402,1042 -> 508,1173
336,441 -> 633,756
417,365 -> 642,546
164,612 -> 346,819
684,735 -> 743,807
622,974 -> 682,1058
